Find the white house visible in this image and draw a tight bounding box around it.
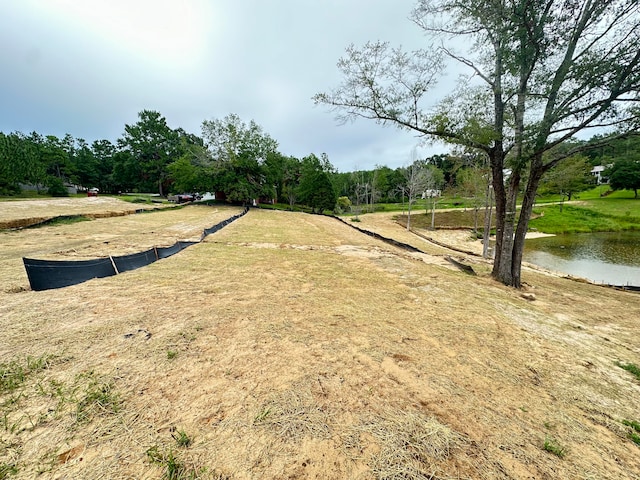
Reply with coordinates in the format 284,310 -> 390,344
590,165 -> 610,185
421,189 -> 441,199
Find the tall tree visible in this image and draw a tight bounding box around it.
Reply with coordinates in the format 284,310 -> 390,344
91,140 -> 117,193
0,132 -> 22,194
119,110 -> 180,196
72,138 -> 100,190
201,114 -> 278,164
298,154 -> 338,213
282,156 -> 302,210
314,0 -> 640,288
201,114 -> 279,203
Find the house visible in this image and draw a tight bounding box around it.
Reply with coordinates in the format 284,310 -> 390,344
421,189 -> 442,199
590,165 -> 610,185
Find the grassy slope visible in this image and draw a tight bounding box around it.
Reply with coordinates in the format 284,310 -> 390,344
1,202 -> 640,479
385,188 -> 640,234
530,189 -> 640,234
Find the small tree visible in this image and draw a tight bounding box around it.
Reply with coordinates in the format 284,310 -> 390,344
422,165 -> 445,230
605,160 -> 640,198
457,165 -> 489,234
403,161 -> 430,230
539,155 -> 595,210
336,196 -> 352,214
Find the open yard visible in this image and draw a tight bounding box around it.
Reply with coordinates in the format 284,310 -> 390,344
1,199 -> 639,479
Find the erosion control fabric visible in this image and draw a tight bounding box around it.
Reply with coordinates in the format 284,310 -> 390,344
23,208 -> 248,291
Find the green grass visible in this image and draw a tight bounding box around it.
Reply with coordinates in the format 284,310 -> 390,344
30,215 -> 92,228
0,192 -> 90,201
0,356 -> 52,393
146,445 -> 206,480
622,419 -> 640,432
146,446 -> 194,480
529,205 -> 629,234
0,462 -> 18,479
622,420 -> 640,446
75,378 -> 120,423
543,436 -> 566,458
616,361 -> 640,381
2,358 -> 120,441
172,429 -> 192,448
167,350 -> 178,360
579,198 -> 640,218
529,187 -> 640,234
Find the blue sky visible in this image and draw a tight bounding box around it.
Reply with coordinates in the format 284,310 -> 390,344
0,1 -> 458,171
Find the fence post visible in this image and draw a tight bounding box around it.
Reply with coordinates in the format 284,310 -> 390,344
109,256 -> 120,275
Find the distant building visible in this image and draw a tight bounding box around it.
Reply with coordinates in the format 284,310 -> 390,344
421,189 -> 441,199
591,165 -> 610,185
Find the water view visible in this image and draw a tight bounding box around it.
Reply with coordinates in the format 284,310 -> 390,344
524,231 -> 640,286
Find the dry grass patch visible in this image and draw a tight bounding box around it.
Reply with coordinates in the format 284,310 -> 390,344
0,196 -> 171,229
253,387 -> 331,442
345,410 -> 465,480
0,204 -> 244,293
2,205 -> 640,479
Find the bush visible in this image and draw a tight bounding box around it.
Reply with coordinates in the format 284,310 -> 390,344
336,196 -> 352,214
46,177 -> 69,197
0,181 -> 21,196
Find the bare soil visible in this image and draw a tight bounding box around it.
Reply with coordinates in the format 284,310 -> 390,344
1,199 -> 639,479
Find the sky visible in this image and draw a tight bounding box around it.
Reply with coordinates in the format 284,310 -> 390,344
0,0 -> 460,172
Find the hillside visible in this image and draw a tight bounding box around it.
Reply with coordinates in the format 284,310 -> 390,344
1,200 -> 639,479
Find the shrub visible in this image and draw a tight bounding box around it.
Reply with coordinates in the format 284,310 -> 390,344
46,177 -> 69,197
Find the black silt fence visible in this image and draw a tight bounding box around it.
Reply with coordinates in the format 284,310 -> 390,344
331,215 -> 423,253
23,257 -> 118,292
23,207 -> 248,291
112,248 -> 158,273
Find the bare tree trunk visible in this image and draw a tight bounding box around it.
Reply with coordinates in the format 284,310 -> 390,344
430,197 -> 437,230
490,148 -> 507,278
482,185 -> 493,259
496,172 -> 520,286
473,206 -> 479,235
511,168 -> 544,288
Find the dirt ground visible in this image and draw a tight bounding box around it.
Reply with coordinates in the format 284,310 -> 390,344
0,196 -> 172,229
1,199 -> 639,479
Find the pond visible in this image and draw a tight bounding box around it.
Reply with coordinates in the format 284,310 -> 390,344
523,231 -> 640,286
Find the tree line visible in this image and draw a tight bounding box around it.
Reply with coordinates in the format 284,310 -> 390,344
0,111 -> 336,213
2,109 -> 637,210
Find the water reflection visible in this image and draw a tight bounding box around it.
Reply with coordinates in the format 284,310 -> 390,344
524,231 -> 640,286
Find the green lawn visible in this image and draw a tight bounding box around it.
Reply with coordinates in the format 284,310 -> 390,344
369,187 -> 640,235
530,188 -> 640,234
